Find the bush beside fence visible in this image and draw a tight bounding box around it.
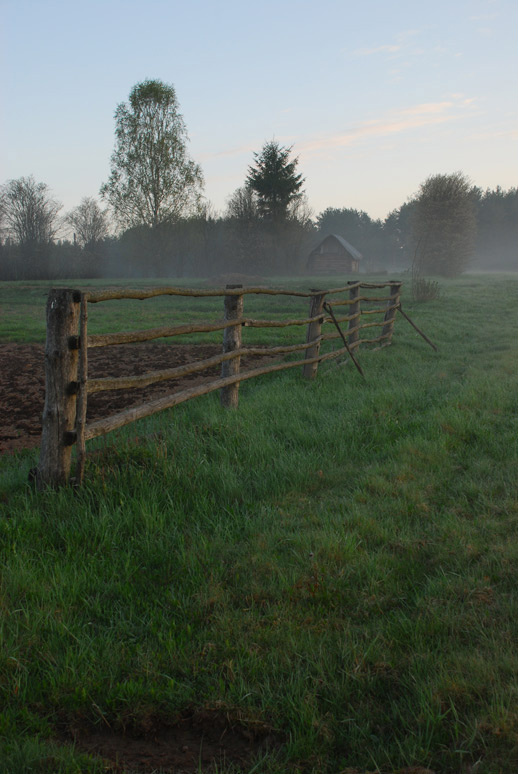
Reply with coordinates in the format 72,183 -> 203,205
36,280 -> 402,488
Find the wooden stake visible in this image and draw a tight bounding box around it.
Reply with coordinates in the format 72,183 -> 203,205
75,294 -> 88,485
37,289 -> 81,488
381,282 -> 402,343
397,305 -> 438,351
220,285 -> 243,408
323,302 -> 365,378
303,291 -> 326,379
347,281 -> 361,349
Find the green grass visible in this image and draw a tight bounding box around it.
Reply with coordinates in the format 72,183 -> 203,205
1,273 -> 518,772
0,274 -> 395,347
0,276 -> 305,345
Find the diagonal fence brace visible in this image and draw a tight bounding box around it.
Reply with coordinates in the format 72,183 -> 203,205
323,302 -> 365,379
396,304 -> 438,351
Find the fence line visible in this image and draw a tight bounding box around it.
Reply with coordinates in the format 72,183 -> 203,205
36,280 -> 402,487
86,340 -> 317,394
84,280 -> 401,304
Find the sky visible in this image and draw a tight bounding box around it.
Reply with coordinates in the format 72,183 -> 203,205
1,0 -> 517,222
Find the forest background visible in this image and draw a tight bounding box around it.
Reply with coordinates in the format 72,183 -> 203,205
1,79 -> 516,282
2,182 -> 515,282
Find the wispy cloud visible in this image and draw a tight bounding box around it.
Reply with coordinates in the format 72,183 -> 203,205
352,29 -> 421,58
469,13 -> 498,21
200,98 -> 478,165
297,98 -> 477,157
469,127 -> 518,141
355,44 -> 401,56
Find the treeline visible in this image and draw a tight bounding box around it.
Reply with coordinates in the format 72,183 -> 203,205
0,211 -> 313,280
0,185 -> 516,282
472,186 -> 518,270
1,78 -> 516,281
317,186 -> 517,275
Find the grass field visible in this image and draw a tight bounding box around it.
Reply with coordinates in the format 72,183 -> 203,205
1,274 -> 517,773
0,276 -> 323,347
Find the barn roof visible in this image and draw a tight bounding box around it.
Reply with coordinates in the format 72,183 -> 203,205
310,234 -> 363,261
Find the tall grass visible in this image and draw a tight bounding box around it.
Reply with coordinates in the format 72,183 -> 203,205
1,274 -> 517,772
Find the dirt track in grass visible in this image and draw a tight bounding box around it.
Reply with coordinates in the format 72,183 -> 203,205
0,342 -> 274,455
56,709 -> 281,773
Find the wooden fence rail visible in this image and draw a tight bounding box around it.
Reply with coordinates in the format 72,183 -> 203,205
36,280 -> 402,488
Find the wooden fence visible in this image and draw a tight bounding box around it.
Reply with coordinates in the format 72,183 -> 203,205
36,280 -> 402,488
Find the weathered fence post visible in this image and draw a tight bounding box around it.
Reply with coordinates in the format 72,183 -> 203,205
75,293 -> 88,485
347,282 -> 361,350
302,290 -> 326,380
220,284 -> 243,408
37,289 -> 81,488
381,281 -> 402,344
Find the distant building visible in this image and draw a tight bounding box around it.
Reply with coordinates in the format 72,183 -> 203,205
307,234 -> 362,274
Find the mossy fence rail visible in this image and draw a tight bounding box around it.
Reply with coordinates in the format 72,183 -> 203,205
36,280 -> 402,488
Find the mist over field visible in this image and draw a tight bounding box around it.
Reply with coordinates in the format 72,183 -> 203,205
1,183 -> 516,283
1,81 -> 516,283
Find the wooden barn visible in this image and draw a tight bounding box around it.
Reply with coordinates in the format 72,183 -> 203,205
307,234 -> 362,274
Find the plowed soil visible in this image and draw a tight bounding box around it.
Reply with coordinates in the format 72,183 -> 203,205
0,343 -> 270,455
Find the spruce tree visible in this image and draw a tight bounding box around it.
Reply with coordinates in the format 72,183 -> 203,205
246,141 -> 304,223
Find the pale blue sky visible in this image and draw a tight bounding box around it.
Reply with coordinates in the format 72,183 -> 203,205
1,0 -> 517,220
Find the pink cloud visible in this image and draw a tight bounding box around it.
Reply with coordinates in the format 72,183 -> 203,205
298,98 -> 477,157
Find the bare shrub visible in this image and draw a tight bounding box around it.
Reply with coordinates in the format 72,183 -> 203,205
412,276 -> 441,302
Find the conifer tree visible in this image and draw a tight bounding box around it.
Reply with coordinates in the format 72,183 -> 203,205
246,141 -> 304,223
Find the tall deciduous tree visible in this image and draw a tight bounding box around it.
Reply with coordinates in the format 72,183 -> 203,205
412,172 -> 476,277
247,141 -> 304,223
100,79 -> 204,230
65,197 -> 110,249
0,176 -> 62,250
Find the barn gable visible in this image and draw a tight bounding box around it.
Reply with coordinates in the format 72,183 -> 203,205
307,234 -> 362,275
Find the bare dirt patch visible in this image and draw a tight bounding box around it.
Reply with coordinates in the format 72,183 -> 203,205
58,709 -> 280,773
0,343 -> 272,455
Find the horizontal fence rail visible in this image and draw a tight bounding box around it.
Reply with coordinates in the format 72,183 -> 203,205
36,280 -> 403,488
